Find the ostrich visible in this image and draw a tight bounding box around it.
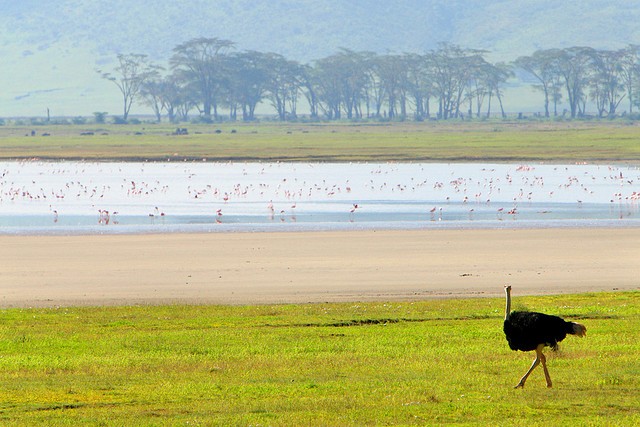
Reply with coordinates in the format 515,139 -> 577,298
503,285 -> 586,388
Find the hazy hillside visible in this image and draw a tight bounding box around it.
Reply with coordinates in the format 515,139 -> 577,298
1,0 -> 639,117
2,1 -> 454,62
453,1 -> 640,60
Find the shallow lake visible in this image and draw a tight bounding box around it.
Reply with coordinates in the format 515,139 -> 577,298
0,161 -> 638,234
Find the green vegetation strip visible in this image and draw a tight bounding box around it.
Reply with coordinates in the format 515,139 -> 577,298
0,292 -> 638,425
1,122 -> 640,162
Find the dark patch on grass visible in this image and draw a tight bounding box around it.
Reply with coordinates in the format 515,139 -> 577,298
278,314 -> 497,328
33,403 -> 85,411
321,318 -> 404,327
250,408 -> 272,415
566,313 -> 620,320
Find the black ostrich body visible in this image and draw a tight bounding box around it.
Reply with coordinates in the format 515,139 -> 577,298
504,311 -> 573,352
502,286 -> 586,388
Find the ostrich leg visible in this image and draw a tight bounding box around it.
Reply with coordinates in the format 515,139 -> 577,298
539,351 -> 552,388
515,344 -> 545,388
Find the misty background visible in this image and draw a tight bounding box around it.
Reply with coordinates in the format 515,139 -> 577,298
1,0 -> 638,118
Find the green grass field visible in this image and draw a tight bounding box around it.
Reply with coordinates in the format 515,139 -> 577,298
1,121 -> 640,162
1,292 -> 638,425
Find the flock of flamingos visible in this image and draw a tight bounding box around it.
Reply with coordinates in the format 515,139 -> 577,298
0,160 -> 638,231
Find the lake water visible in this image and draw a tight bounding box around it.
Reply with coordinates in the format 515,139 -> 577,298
1,161 -> 638,234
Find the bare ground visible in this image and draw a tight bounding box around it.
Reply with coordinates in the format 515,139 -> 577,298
1,228 -> 638,307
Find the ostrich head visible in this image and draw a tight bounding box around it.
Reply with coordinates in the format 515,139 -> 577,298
572,322 -> 587,337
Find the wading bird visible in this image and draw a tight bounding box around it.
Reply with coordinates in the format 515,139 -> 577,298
503,285 -> 586,388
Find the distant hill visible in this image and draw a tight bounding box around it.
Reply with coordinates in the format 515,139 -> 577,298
1,0 -> 639,117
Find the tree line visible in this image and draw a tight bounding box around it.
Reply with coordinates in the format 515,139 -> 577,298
98,38 -> 640,123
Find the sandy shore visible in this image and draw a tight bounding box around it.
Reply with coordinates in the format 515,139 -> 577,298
1,228 -> 638,307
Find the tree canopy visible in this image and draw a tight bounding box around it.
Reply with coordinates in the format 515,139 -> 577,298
101,40 -> 640,122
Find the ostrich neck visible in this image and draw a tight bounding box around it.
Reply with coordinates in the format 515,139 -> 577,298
504,289 -> 511,320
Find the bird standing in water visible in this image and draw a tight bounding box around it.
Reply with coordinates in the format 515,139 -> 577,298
503,285 -> 586,388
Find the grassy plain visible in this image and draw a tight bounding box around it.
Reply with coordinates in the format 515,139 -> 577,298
0,292 -> 638,425
1,120 -> 639,162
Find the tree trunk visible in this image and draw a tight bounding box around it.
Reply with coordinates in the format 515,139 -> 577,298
203,100 -> 212,120
543,86 -> 550,118
123,97 -> 129,121
497,92 -> 506,118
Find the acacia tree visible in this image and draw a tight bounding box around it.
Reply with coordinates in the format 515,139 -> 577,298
99,53 -> 159,121
170,37 -> 234,121
465,55 -> 492,118
588,50 -> 622,117
429,44 -> 477,119
308,51 -> 366,119
327,50 -> 365,119
312,55 -> 345,119
617,45 -> 640,114
224,51 -> 270,121
363,53 -> 386,118
404,53 -> 433,120
263,54 -> 302,121
492,63 -> 514,118
552,47 -> 594,118
514,50 -> 560,117
376,54 -> 408,119
140,77 -> 167,122
298,64 -> 321,119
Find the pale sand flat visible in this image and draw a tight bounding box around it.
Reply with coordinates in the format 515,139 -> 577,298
1,228 -> 638,307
